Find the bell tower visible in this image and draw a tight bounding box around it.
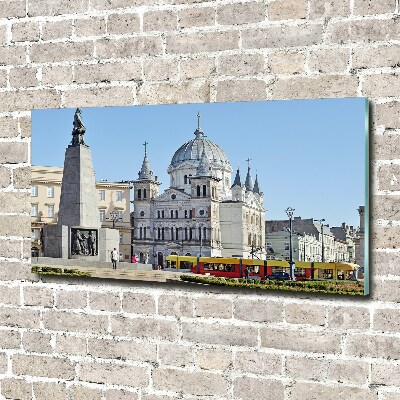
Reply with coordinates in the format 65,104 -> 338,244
133,142 -> 160,247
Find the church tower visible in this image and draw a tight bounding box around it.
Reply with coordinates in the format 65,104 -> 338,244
245,159 -> 254,192
231,168 -> 245,202
132,143 -> 160,253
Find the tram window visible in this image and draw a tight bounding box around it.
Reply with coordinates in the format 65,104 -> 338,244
337,270 -> 345,280
294,268 -> 306,277
204,263 -> 235,272
204,263 -> 214,271
318,269 -> 333,279
272,266 -> 286,273
247,265 -> 260,274
181,261 -> 193,269
167,260 -> 176,268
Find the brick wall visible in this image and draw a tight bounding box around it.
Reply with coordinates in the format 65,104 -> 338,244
0,0 -> 399,398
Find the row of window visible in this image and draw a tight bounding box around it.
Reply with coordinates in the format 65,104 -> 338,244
31,204 -> 54,217
138,226 -> 207,241
155,209 -> 201,219
246,213 -> 261,226
99,189 -> 123,202
31,205 -> 124,222
32,186 -> 124,202
248,233 -> 262,247
32,186 -> 54,198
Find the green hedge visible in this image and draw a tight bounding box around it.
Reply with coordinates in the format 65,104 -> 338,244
180,275 -> 364,295
31,265 -> 91,277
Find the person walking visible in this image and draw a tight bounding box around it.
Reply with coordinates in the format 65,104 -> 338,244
111,248 -> 118,270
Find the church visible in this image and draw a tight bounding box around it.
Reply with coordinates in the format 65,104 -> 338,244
132,114 -> 266,266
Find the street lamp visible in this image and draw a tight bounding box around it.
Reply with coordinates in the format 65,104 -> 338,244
285,207 -> 295,280
109,210 -> 119,229
199,226 -> 203,257
315,218 -> 326,262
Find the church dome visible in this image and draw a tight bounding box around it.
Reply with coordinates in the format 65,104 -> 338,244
169,128 -> 231,171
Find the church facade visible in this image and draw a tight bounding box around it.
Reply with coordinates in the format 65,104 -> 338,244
132,116 -> 266,265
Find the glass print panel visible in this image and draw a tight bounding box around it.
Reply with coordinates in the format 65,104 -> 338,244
31,99 -> 369,295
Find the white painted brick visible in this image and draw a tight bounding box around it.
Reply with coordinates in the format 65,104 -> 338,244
0,1 -> 399,397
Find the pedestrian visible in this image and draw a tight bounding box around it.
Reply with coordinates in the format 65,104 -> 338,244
244,267 -> 249,280
111,248 -> 118,270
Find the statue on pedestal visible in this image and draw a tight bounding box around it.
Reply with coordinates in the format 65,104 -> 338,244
71,108 -> 86,146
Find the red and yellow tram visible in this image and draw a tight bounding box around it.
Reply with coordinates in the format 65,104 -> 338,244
165,255 -> 358,281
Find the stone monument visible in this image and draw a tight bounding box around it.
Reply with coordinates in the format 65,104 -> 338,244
42,108 -> 119,262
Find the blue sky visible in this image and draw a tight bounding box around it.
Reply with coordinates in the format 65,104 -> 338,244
32,98 -> 367,228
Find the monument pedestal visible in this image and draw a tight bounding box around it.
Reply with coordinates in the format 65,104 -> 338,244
42,225 -> 69,259
43,226 -> 119,262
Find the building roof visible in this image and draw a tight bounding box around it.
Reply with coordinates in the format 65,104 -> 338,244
231,168 -> 242,188
245,166 -> 254,191
266,217 -> 333,238
253,174 -> 260,194
169,115 -> 231,172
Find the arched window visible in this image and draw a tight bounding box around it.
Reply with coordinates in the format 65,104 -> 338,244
138,189 -> 141,199
203,185 -> 206,196
143,188 -> 147,199
162,227 -> 165,240
184,175 -> 188,184
203,227 -> 206,239
158,227 -> 161,240
198,227 -> 202,239
170,210 -> 174,219
139,227 -> 143,239
158,210 -> 160,218
171,227 -> 174,240
162,210 -> 164,218
190,228 -> 193,240
175,210 -> 178,219
197,185 -> 200,197
143,227 -> 146,239
185,227 -> 188,240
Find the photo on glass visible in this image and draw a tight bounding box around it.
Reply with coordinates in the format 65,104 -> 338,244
30,98 -> 369,295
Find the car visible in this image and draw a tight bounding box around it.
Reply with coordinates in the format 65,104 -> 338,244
266,272 -> 291,281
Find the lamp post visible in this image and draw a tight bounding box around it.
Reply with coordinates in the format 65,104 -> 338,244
152,226 -> 157,266
199,226 -> 203,257
285,207 -> 295,280
109,210 -> 118,229
315,218 -> 326,262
